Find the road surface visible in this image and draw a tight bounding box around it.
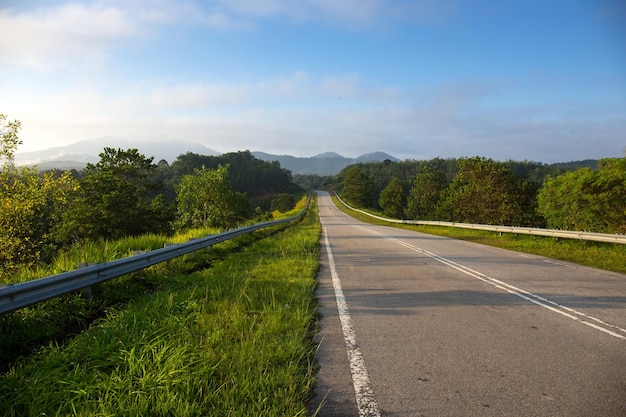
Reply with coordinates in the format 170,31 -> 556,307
310,191 -> 626,417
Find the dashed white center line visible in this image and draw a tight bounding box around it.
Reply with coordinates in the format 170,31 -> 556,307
322,226 -> 381,417
352,224 -> 625,341
375,231 -> 626,341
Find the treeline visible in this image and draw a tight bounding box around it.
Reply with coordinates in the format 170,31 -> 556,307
336,155 -> 626,234
292,157 -> 599,193
0,115 -> 303,277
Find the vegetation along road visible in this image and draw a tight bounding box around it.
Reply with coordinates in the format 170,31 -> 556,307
311,191 -> 626,416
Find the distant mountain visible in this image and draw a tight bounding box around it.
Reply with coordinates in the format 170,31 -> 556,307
252,151 -> 399,175
15,138 -> 399,175
312,151 -> 344,159
15,137 -> 219,169
354,152 -> 400,163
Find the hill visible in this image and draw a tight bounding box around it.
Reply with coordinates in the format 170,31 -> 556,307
252,151 -> 400,175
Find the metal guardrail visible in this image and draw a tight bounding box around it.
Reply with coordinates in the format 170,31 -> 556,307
0,206 -> 308,317
334,194 -> 626,245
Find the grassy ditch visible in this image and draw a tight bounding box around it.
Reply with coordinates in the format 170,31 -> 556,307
0,200 -> 321,416
332,195 -> 626,275
0,226 -> 222,369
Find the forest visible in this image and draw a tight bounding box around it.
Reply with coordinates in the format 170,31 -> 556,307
1,113 -> 625,278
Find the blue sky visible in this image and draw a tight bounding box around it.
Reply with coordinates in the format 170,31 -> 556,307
1,0 -> 624,162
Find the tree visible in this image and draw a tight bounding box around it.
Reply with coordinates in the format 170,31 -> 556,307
0,114 -> 22,166
405,166 -> 448,220
169,151 -> 297,199
594,157 -> 626,233
176,165 -> 249,230
538,156 -> 626,233
91,147 -> 157,194
379,177 -> 405,218
271,193 -> 296,213
55,148 -> 168,242
293,174 -> 326,191
440,156 -> 527,225
0,115 -> 78,276
342,166 -> 372,208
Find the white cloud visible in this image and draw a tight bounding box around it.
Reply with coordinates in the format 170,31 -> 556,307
322,73 -> 360,97
0,0 -> 461,75
213,0 -> 459,27
144,82 -> 249,108
301,0 -> 386,25
257,71 -> 311,97
90,0 -> 249,28
216,0 -> 293,19
0,1 -> 251,73
0,4 -> 142,71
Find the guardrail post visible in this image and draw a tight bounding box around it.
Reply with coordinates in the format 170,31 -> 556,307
78,262 -> 96,299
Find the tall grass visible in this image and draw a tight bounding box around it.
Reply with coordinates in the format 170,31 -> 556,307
0,201 -> 321,416
0,226 -> 221,369
271,194 -> 310,219
5,227 -> 220,285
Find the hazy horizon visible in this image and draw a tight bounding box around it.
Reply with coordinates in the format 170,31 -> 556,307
15,136 -> 613,167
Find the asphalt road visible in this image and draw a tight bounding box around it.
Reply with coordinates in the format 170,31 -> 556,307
310,191 -> 626,417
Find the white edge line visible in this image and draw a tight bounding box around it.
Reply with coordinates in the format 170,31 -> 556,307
323,226 -> 381,417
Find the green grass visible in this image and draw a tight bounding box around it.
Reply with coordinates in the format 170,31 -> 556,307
5,227 -> 221,285
332,195 -> 626,275
0,200 -> 321,416
0,226 -> 222,369
271,194 -> 310,219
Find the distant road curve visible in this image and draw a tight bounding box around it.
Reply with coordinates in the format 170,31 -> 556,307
311,191 -> 626,417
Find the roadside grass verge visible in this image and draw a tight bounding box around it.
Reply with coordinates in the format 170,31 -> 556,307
3,195 -> 309,287
0,197 -> 311,368
0,226 -> 220,368
6,227 -> 221,285
331,195 -> 626,275
0,200 -> 321,416
271,194 -> 311,219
